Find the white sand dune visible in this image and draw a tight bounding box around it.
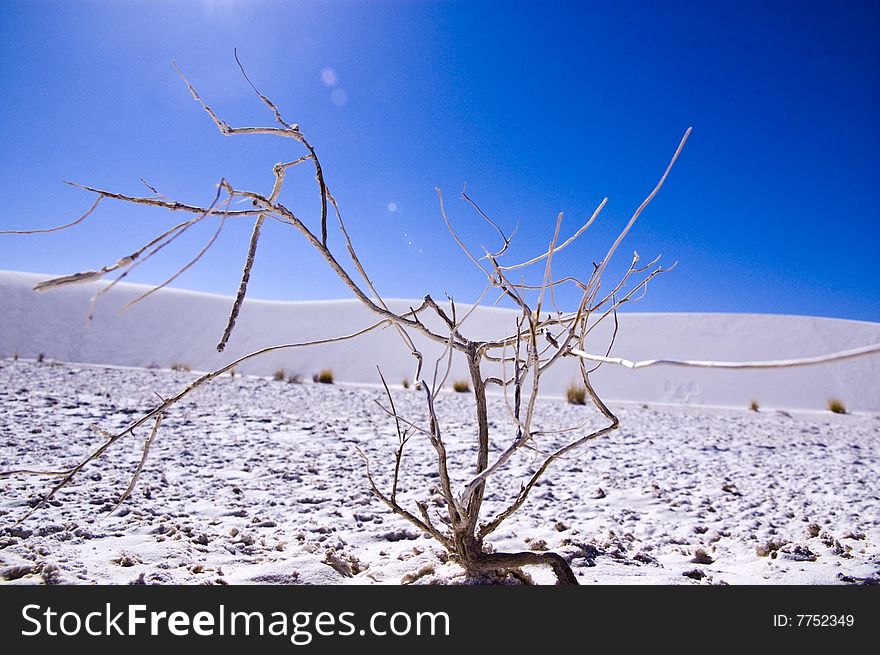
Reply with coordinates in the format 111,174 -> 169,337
0,270 -> 878,585
1,270 -> 879,411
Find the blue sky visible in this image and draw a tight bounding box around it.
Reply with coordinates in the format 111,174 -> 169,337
1,0 -> 878,321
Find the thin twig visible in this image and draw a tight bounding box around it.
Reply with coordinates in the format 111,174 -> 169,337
217,214 -> 264,352
0,197 -> 103,235
570,342 -> 880,370
109,413 -> 163,514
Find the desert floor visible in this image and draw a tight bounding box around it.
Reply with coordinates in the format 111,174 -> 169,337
1,358 -> 877,585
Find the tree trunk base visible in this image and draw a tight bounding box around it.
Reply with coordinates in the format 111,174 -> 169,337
464,551 -> 579,585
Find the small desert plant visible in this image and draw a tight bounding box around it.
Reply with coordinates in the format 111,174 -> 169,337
566,383 -> 587,405
452,379 -> 470,393
12,352 -> 19,361
229,366 -> 236,377
287,373 -> 302,384
10,57 -> 873,586
36,353 -> 45,363
170,362 -> 191,372
749,399 -> 759,412
828,398 -> 847,414
402,379 -> 410,389
273,367 -> 286,381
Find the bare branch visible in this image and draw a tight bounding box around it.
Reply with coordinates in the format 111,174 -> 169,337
436,187 -> 492,279
356,447 -> 451,548
376,367 -> 413,504
587,299 -> 619,374
479,373 -> 620,539
570,342 -> 880,370
217,214 -> 264,352
121,183 -> 231,311
62,181 -> 263,218
372,401 -> 430,437
4,319 -> 396,522
109,412 -> 163,515
0,197 -> 103,235
34,187 -> 228,296
460,188 -> 515,257
233,48 -> 295,130
591,127 -> 691,286
499,197 -> 607,272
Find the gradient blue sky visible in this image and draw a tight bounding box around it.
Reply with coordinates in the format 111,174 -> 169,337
1,0 -> 878,321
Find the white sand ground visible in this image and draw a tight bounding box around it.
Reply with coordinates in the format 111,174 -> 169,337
0,271 -> 878,585
0,359 -> 877,585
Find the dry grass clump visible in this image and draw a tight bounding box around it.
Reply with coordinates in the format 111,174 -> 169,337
690,548 -> 715,564
36,353 -> 45,363
287,373 -> 302,384
170,362 -> 191,372
748,399 -> 759,412
402,379 -> 410,389
827,398 -> 847,414
566,383 -> 587,405
452,380 -> 470,393
314,369 -> 334,384
273,367 -> 286,381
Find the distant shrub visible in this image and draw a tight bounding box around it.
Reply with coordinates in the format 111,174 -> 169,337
13,353 -> 19,361
452,380 -> 470,393
274,368 -> 286,381
314,369 -> 334,384
229,367 -> 237,377
402,379 -> 410,389
287,373 -> 302,384
36,353 -> 45,363
828,398 -> 847,414
749,399 -> 760,412
566,383 -> 586,405
170,362 -> 191,372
